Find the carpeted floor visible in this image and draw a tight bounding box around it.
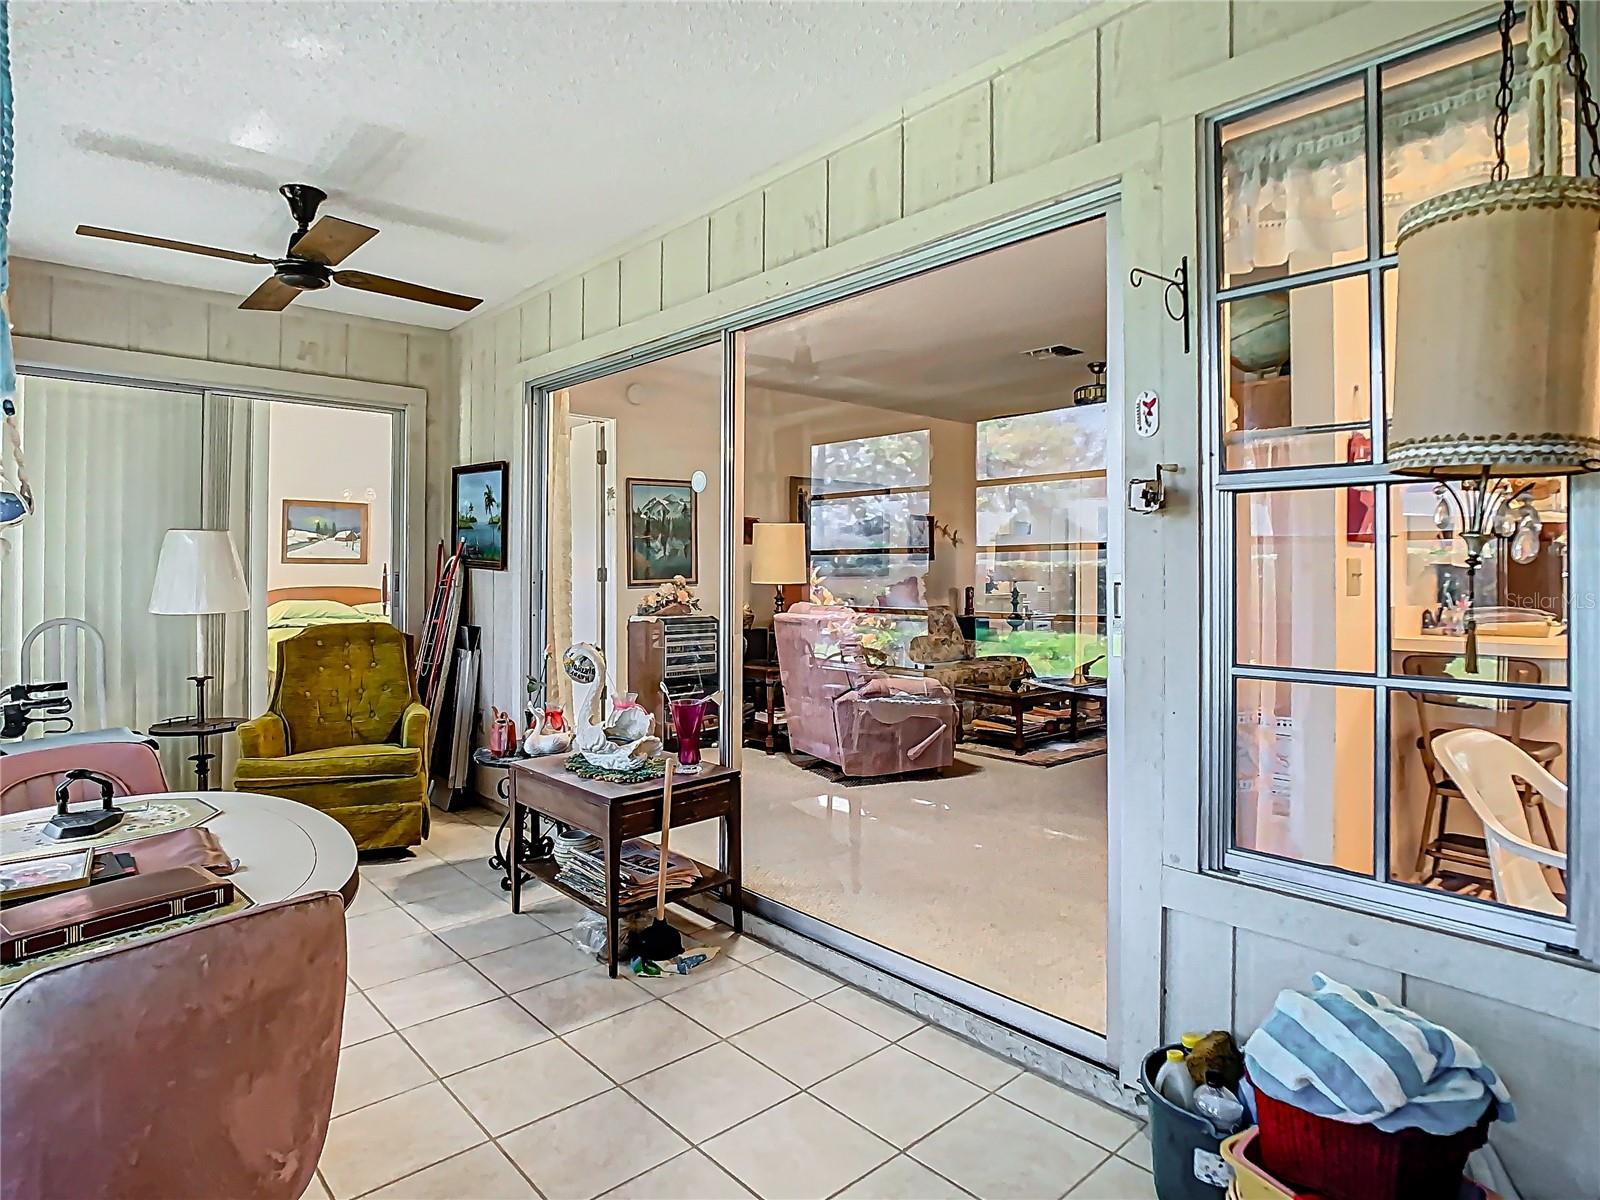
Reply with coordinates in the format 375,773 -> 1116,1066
672,746 -> 1108,1034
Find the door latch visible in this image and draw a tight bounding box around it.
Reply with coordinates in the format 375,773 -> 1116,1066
1127,464 -> 1179,514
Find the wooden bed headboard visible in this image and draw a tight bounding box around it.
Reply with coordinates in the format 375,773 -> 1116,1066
267,586 -> 384,607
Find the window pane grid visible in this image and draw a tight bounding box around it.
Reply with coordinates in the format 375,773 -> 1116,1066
1208,15 -> 1579,934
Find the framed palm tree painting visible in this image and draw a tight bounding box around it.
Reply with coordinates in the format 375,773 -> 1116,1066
452,461 -> 508,570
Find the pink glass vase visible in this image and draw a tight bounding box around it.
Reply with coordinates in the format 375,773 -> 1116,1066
669,697 -> 710,768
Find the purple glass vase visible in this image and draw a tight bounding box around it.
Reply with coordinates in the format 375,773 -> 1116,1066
669,697 -> 710,768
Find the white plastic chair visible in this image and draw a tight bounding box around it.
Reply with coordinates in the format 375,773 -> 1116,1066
1433,728 -> 1567,916
19,617 -> 108,733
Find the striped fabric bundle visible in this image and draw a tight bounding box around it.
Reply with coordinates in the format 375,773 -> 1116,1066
1244,974 -> 1515,1135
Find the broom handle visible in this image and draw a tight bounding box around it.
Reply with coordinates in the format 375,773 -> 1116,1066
656,758 -> 675,922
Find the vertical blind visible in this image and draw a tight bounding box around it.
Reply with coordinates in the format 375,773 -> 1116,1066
2,374 -> 206,779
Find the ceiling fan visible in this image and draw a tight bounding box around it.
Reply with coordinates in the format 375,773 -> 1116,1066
76,183 -> 482,313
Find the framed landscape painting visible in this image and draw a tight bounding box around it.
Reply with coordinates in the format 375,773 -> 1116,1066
282,499 -> 369,564
453,461 -> 508,570
627,478 -> 697,586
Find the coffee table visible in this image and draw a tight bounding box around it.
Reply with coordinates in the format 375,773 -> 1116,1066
954,680 -> 1107,755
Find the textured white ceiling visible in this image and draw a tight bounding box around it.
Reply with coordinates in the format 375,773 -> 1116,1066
13,1 -> 1082,329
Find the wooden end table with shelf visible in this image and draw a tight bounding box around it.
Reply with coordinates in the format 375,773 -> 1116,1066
742,660 -> 787,753
507,755 -> 743,977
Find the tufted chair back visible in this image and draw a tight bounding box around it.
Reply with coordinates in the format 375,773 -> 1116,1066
270,622 -> 415,753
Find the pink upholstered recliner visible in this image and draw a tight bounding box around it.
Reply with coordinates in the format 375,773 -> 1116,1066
1,891 -> 346,1200
773,604 -> 958,777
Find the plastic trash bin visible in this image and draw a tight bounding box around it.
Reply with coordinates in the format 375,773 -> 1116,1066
1143,1045 -> 1232,1200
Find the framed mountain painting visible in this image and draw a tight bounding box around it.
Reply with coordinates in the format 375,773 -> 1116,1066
626,478 -> 696,586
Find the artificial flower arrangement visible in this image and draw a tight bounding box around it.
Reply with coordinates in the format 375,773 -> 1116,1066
636,575 -> 700,616
808,564 -> 842,607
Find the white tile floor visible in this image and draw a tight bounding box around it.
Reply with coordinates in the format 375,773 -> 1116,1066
309,804 -> 1153,1200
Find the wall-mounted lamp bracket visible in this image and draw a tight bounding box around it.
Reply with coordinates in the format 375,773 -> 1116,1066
1129,256 -> 1190,355
1128,464 -> 1180,514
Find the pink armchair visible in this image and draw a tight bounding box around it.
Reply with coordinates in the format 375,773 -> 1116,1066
773,604 -> 958,777
0,728 -> 169,814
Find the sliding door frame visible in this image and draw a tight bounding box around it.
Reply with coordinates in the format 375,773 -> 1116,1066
12,339 -> 427,632
523,184 -> 1126,1066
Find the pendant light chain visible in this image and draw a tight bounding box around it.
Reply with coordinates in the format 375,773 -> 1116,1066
1556,0 -> 1600,174
1492,0 -> 1517,181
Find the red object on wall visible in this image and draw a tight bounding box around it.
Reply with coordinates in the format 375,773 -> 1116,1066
1347,433 -> 1375,543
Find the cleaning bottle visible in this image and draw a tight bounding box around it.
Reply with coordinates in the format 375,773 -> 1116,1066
1154,1048 -> 1196,1111
1193,1069 -> 1245,1134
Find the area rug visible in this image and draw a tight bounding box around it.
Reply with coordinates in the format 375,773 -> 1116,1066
958,734 -> 1107,767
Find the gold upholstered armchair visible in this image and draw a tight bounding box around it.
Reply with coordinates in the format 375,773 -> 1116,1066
234,622 -> 429,850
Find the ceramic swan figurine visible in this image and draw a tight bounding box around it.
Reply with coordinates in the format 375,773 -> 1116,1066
563,644 -> 611,754
561,643 -> 661,768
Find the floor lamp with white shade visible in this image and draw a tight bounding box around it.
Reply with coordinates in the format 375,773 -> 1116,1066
149,529 -> 250,725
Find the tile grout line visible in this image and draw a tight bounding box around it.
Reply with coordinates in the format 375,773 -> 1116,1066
339,909 -> 552,1200
588,1144 -> 713,1200
338,855 -> 1148,1199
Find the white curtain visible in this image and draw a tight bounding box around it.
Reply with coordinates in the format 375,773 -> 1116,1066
204,392 -> 270,783
1222,52 -> 1556,279
2,374 -> 205,781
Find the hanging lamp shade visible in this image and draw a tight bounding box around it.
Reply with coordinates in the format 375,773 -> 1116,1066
1390,175 -> 1600,478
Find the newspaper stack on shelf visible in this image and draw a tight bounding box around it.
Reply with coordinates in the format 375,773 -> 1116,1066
554,837 -> 701,908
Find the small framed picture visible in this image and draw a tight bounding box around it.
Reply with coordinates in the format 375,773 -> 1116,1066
452,461 -> 509,571
282,499 -> 369,565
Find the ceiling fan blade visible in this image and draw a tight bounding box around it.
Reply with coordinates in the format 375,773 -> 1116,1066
333,270 -> 481,312
76,225 -> 270,266
239,277 -> 300,312
290,216 -> 378,266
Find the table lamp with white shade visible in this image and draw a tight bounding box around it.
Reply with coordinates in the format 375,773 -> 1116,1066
750,522 -> 808,617
149,529 -> 250,721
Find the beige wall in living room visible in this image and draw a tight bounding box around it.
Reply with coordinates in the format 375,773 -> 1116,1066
566,361 -> 725,623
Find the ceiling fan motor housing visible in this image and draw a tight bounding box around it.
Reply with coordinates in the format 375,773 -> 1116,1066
274,260 -> 333,291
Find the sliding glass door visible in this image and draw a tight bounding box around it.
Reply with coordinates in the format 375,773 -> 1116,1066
4,375 -> 410,788
3,373 -> 207,778
731,217 -> 1117,1053
523,202 -> 1121,1060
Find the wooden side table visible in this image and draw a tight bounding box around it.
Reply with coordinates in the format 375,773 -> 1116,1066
148,716 -> 244,790
508,755 -> 742,976
742,660 -> 786,753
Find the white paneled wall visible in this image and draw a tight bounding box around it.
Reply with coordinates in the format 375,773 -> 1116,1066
8,260 -> 453,553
